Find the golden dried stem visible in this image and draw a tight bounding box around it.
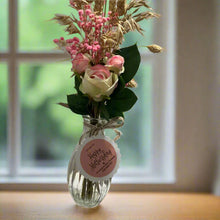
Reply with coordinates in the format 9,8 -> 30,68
57,103 -> 69,108
117,0 -> 126,16
109,0 -> 117,13
94,0 -> 104,14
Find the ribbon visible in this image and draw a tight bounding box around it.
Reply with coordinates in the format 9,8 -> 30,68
79,117 -> 124,144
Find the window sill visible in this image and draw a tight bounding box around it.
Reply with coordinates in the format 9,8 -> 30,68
1,192 -> 219,219
0,175 -> 175,191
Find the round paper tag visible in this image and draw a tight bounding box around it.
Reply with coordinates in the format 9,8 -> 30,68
75,135 -> 120,182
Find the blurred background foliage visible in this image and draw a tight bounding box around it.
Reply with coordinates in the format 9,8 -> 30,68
0,64 -> 8,167
0,0 -> 153,169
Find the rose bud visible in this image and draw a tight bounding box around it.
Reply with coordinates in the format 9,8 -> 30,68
106,55 -> 124,73
72,53 -> 90,74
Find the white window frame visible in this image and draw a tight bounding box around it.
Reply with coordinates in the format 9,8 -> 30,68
0,0 -> 176,190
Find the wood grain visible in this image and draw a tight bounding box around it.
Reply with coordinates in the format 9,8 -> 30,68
0,192 -> 220,220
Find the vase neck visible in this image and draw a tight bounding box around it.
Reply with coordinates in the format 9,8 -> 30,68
82,116 -> 107,139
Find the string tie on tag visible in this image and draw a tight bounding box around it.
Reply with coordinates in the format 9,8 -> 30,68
79,117 -> 124,144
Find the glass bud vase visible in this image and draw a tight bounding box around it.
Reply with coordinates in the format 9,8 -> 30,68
67,116 -> 114,208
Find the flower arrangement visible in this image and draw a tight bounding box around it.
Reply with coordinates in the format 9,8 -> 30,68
52,0 -> 163,208
53,0 -> 162,120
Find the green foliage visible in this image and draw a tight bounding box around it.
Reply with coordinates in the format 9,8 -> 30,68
104,88 -> 137,119
0,0 -> 8,51
70,45 -> 141,120
100,104 -> 124,120
116,44 -> 141,83
98,44 -> 141,119
112,75 -> 126,96
109,88 -> 138,112
74,75 -> 82,94
67,93 -> 89,115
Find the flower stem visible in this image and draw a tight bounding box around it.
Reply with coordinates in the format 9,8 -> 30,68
81,114 -> 99,202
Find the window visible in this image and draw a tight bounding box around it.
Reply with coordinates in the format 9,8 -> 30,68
0,0 -> 176,186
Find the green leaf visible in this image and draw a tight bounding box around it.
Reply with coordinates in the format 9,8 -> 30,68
74,75 -> 82,94
107,108 -> 124,119
115,44 -> 141,83
100,100 -> 125,120
107,88 -> 138,113
100,102 -> 110,120
111,75 -> 125,96
67,94 -> 89,115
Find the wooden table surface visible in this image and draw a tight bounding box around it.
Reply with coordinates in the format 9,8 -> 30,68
0,192 -> 220,220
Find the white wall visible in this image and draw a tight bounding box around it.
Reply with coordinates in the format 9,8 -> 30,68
174,0 -> 218,192
213,0 -> 220,195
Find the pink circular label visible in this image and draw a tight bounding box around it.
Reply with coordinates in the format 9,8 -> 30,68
80,139 -> 117,178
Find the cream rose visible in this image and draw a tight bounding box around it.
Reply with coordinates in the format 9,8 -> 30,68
79,64 -> 118,102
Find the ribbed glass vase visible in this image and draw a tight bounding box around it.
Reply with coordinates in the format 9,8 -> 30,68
67,116 -> 112,208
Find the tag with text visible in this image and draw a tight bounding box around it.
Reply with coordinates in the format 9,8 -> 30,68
75,136 -> 120,182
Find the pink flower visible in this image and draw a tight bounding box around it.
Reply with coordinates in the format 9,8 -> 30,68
106,52 -> 111,58
72,53 -> 90,74
85,9 -> 91,15
73,37 -> 80,43
90,65 -> 111,79
78,10 -> 83,16
53,39 -> 59,43
107,55 -> 124,71
79,65 -> 118,102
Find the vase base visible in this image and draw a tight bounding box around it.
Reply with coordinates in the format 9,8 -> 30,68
68,171 -> 111,208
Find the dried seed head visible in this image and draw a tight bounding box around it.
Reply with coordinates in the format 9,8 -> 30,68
147,44 -> 163,53
117,0 -> 126,16
126,0 -> 152,12
52,14 -> 73,25
134,11 -> 160,22
52,14 -> 80,34
126,79 -> 138,88
65,23 -> 80,34
69,0 -> 91,9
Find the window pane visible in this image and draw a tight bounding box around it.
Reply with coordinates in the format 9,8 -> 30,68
0,0 -> 8,51
19,62 -> 81,167
18,0 -> 153,52
19,62 -> 152,168
0,63 -> 8,168
119,62 -> 152,167
19,0 -> 74,51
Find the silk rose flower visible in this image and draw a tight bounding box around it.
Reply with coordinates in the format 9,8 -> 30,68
106,55 -> 124,75
79,64 -> 118,102
72,53 -> 90,74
